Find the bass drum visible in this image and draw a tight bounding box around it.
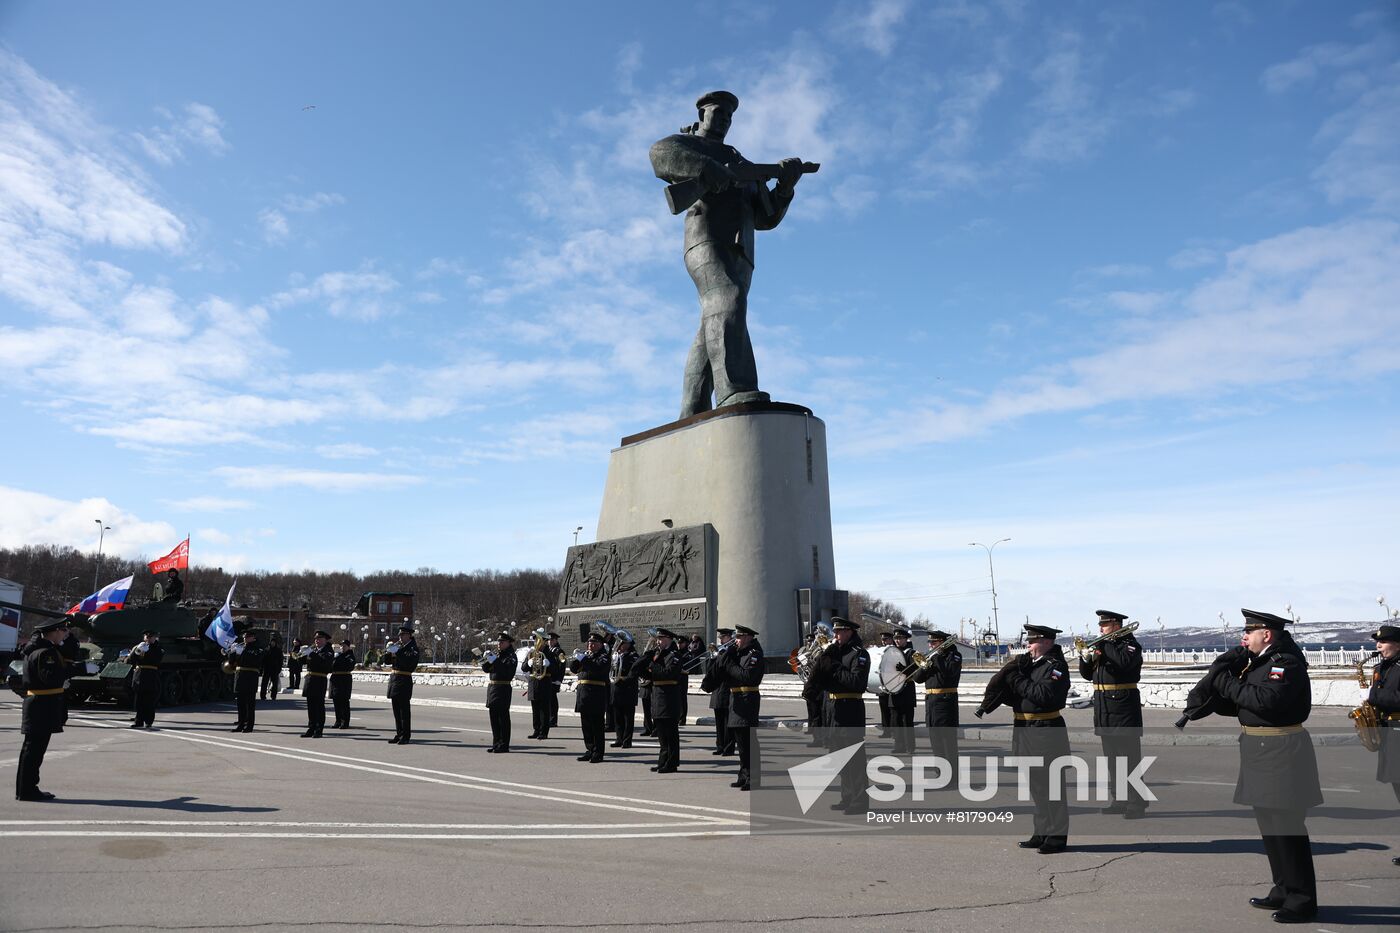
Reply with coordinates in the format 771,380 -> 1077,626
866,644 -> 902,695
514,646 -> 533,683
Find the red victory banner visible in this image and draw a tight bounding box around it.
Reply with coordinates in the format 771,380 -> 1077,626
148,537 -> 190,575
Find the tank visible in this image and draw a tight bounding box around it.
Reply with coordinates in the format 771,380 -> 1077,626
69,602 -> 236,707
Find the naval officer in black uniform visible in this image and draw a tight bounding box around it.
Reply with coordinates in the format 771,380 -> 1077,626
227,630 -> 264,732
385,625 -> 420,744
1079,609 -> 1147,817
128,629 -> 164,729
1365,624 -> 1400,867
569,631 -> 610,762
808,617 -> 870,813
1004,623 -> 1072,854
300,630 -> 334,738
16,619 -> 71,802
329,638 -> 356,728
637,628 -> 686,773
706,624 -> 764,791
707,628 -> 735,755
913,629 -> 961,762
481,630 -> 518,752
1208,609 -> 1322,924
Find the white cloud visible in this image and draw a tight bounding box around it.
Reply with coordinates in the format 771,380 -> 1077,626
849,0 -> 911,57
316,443 -> 378,460
213,466 -> 422,491
281,191 -> 345,213
1021,31 -> 1109,163
270,270 -> 401,321
132,102 -> 230,164
258,207 -> 290,244
0,485 -> 178,558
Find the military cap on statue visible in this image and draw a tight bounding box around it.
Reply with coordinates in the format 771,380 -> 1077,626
734,625 -> 758,636
1372,624 -> 1400,643
1023,624 -> 1062,639
830,617 -> 858,632
1095,610 -> 1129,623
696,90 -> 739,112
1241,609 -> 1289,631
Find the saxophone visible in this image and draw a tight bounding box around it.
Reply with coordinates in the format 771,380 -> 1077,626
1349,650 -> 1382,753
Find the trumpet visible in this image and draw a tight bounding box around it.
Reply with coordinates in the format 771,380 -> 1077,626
1073,621 -> 1140,658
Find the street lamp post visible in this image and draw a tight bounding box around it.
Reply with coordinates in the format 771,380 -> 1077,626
573,526 -> 583,547
92,519 -> 111,593
1156,616 -> 1164,655
968,538 -> 1011,638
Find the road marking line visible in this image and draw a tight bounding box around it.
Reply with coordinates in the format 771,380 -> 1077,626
0,819 -> 706,829
0,829 -> 750,840
70,715 -> 744,826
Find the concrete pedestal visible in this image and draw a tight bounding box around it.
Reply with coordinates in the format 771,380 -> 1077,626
595,402 -> 836,660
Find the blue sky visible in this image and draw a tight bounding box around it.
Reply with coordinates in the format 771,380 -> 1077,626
1,1 -> 1396,634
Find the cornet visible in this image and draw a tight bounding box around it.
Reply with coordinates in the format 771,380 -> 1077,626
1073,621 -> 1139,658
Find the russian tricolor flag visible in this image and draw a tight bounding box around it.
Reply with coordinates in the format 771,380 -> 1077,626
69,575 -> 134,615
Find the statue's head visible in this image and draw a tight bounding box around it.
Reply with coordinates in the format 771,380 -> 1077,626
694,90 -> 738,140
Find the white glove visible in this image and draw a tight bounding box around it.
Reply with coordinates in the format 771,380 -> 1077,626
386,643 -> 400,655
232,644 -> 245,655
299,645 -> 313,658
133,643 -> 148,655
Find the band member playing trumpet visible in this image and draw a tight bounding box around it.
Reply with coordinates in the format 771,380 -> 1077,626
546,631 -> 565,728
609,631 -> 640,748
301,630 -> 334,738
708,628 -> 735,755
1206,610 -> 1321,923
481,630 -> 517,753
637,628 -> 686,773
913,629 -> 961,762
129,629 -> 163,729
227,630 -> 264,732
1079,609 -> 1146,817
570,631 -> 610,762
330,638 -> 356,728
807,616 -> 870,813
1005,623 -> 1071,854
385,625 -> 420,744
705,625 -> 764,791
1365,624 -> 1400,868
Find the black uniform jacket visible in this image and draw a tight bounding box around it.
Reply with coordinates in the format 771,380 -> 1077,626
1079,634 -> 1144,730
636,646 -> 686,720
703,646 -> 731,711
130,642 -> 165,696
1004,650 -> 1071,757
303,645 -> 334,698
811,637 -> 870,727
1368,654 -> 1400,782
21,640 -> 68,735
329,648 -> 356,697
229,644 -> 264,695
525,649 -> 562,703
570,648 -> 611,714
611,649 -> 640,708
914,648 -> 962,727
386,640 -> 420,698
1211,634 -> 1323,810
715,641 -> 764,728
481,648 -> 518,708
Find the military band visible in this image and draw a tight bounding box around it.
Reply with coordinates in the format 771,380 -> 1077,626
1079,609 -> 1147,818
703,624 -> 763,790
1006,623 -> 1072,855
128,629 -> 163,729
808,616 -> 870,813
300,630 -> 334,738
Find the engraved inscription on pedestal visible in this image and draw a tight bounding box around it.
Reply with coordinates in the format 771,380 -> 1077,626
554,525 -> 717,647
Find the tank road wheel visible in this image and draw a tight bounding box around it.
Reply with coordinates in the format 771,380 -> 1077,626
159,672 -> 183,707
202,670 -> 222,703
183,672 -> 205,704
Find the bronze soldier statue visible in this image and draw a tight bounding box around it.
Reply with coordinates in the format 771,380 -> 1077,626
650,90 -> 816,419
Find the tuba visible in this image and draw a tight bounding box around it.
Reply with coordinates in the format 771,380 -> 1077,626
1350,650 -> 1383,752
789,622 -> 834,680
527,627 -> 549,679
